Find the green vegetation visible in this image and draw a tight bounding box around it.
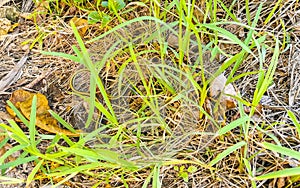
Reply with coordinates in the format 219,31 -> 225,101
1,0 -> 299,187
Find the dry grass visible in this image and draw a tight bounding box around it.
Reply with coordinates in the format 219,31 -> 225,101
0,0 -> 300,187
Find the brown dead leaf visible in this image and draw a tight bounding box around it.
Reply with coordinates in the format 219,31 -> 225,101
243,104 -> 263,115
6,89 -> 32,118
69,17 -> 88,37
206,73 -> 238,124
6,90 -> 80,136
277,177 -> 286,188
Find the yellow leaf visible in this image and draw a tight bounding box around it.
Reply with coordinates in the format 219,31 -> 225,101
6,90 -> 80,136
69,17 -> 89,37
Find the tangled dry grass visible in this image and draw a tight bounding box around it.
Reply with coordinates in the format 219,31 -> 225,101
0,0 -> 300,187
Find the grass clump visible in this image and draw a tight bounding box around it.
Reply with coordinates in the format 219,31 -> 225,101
1,0 -> 300,187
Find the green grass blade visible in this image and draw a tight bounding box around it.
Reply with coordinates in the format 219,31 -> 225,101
47,162 -> 117,177
71,45 -> 84,63
40,51 -> 80,62
94,101 -> 116,123
0,144 -> 27,165
201,23 -> 254,57
230,71 -> 260,83
245,0 -> 250,25
29,95 -> 37,149
255,126 -> 281,146
0,176 -> 24,184
0,136 -> 9,149
256,167 -> 300,180
61,134 -> 76,147
81,124 -> 111,144
209,141 -> 246,166
0,156 -> 38,170
227,3 -> 263,83
6,101 -> 29,127
152,164 -> 161,188
70,21 -> 98,127
28,149 -> 64,164
264,0 -> 283,25
246,3 -> 263,45
59,147 -> 100,162
53,172 -> 78,188
142,168 -> 154,188
48,110 -> 77,133
44,151 -> 68,159
251,38 -> 279,115
262,142 -> 300,160
217,0 -> 238,22
209,49 -> 244,84
26,159 -> 44,186
217,116 -> 250,136
1,120 -> 29,145
59,146 -> 136,168
87,16 -> 177,44
287,110 -> 300,138
87,72 -> 98,128
243,158 -> 252,176
243,157 -> 257,187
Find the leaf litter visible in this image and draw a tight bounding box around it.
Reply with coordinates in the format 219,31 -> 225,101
0,0 -> 299,187
6,89 -> 80,136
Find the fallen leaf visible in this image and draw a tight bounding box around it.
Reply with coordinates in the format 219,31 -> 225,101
6,90 -> 80,136
206,73 -> 238,124
277,177 -> 286,188
69,17 -> 89,37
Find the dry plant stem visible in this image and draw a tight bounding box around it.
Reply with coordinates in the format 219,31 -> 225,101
24,70 -> 49,89
0,0 -> 299,187
0,54 -> 28,92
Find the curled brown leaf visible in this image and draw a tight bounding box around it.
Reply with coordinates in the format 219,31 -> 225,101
6,90 -> 80,136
